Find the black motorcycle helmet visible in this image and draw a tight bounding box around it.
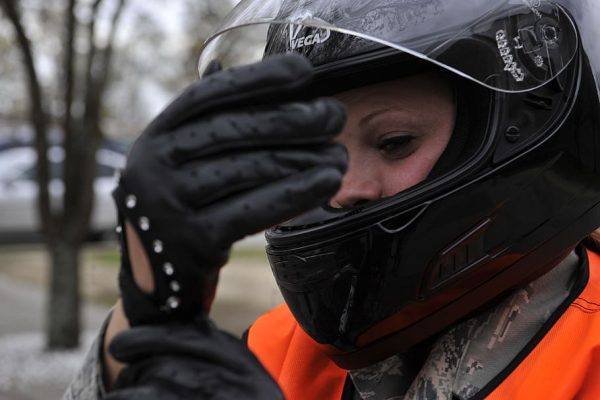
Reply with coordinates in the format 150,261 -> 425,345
197,0 -> 600,369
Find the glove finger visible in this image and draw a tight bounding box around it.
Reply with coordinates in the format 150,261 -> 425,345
110,327 -> 284,400
103,386 -> 168,400
175,145 -> 347,209
112,357 -> 283,400
147,54 -> 314,133
194,166 -> 344,244
109,323 -> 245,365
166,97 -> 346,163
109,325 -> 171,363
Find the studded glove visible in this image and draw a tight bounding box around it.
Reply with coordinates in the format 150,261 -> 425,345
113,54 -> 348,326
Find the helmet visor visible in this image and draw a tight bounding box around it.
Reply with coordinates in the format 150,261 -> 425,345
198,0 -> 578,93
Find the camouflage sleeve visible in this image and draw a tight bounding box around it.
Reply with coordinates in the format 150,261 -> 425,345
62,311 -> 112,400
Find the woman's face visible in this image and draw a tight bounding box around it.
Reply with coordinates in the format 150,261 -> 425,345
331,72 -> 456,208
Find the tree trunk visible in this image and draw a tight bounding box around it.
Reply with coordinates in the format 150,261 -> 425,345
2,0 -> 127,350
0,0 -> 53,235
46,239 -> 81,349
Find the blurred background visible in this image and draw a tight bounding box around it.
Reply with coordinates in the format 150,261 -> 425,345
0,1 -> 282,399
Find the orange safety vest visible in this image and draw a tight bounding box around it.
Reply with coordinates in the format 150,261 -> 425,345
248,248 -> 600,400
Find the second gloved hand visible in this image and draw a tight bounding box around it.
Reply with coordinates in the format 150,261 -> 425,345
113,54 -> 347,325
104,321 -> 284,400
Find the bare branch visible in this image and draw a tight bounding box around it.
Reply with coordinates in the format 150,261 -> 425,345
99,0 -> 126,98
86,0 -> 127,123
62,0 -> 99,243
62,0 -> 77,134
0,0 -> 55,237
60,0 -> 77,233
84,0 -> 103,99
64,0 -> 128,242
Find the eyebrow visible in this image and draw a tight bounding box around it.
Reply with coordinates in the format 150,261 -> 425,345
358,107 -> 409,129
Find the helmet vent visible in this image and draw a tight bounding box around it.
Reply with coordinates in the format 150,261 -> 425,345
422,218 -> 492,295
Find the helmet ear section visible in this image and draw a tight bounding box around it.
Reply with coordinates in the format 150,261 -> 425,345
431,36 -> 581,173
491,53 -> 581,166
565,52 -> 600,176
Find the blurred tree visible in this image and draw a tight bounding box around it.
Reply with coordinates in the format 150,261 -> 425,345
0,26 -> 27,118
0,0 -> 126,349
181,0 -> 238,78
0,0 -> 239,349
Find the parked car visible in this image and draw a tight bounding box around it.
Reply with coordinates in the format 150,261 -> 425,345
0,139 -> 128,243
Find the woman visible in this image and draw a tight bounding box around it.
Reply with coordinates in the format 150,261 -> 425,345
66,0 -> 600,399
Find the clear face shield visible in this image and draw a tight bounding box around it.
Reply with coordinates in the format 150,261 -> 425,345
197,0 -> 585,367
198,0 -> 577,92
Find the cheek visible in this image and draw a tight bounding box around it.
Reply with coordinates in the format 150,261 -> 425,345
379,159 -> 430,196
379,137 -> 450,197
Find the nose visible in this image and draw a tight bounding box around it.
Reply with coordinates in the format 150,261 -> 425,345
330,163 -> 383,208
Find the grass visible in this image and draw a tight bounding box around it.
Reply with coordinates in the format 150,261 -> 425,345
89,250 -> 120,266
230,246 -> 269,263
87,244 -> 269,267
83,244 -> 270,307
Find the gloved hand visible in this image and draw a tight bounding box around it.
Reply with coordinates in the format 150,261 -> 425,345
104,320 -> 284,399
113,53 -> 347,325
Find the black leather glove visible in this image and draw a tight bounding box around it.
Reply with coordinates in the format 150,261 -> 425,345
104,320 -> 284,400
113,53 -> 347,325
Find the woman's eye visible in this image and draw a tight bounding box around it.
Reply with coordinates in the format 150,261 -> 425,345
377,134 -> 416,159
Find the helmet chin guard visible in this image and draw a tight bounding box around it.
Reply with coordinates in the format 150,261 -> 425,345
198,0 -> 600,368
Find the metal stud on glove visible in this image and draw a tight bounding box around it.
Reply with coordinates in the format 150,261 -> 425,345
112,54 -> 348,326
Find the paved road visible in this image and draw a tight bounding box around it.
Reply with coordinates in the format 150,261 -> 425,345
0,277 -> 109,400
0,276 -> 109,335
